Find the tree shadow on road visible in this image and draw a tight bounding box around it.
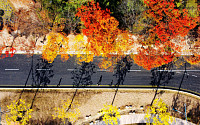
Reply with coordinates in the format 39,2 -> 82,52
111,55 -> 133,105
18,57 -> 54,117
71,61 -> 96,87
66,61 -> 96,112
150,62 -> 174,105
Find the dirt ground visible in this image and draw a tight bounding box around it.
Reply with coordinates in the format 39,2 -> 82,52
0,88 -> 199,125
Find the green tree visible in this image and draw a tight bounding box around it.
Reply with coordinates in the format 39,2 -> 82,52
174,0 -> 198,17
37,0 -> 91,34
117,0 -> 146,33
0,0 -> 13,22
94,0 -> 125,29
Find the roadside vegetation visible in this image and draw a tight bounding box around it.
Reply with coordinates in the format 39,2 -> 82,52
0,89 -> 199,124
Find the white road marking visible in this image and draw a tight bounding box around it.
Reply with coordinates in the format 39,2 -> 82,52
192,75 -> 198,77
36,69 -> 51,71
129,70 -> 142,72
67,69 -> 75,71
5,69 -> 19,71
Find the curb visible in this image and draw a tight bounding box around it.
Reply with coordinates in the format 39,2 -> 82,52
0,85 -> 199,98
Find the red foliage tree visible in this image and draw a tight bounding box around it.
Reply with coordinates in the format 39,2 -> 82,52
133,47 -> 174,70
144,0 -> 197,45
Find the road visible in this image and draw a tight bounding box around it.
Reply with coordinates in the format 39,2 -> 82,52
0,55 -> 200,93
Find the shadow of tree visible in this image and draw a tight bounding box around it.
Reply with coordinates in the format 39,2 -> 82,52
66,61 -> 96,112
111,55 -> 132,105
187,102 -> 200,124
150,61 -> 174,86
71,61 -> 96,87
171,94 -> 192,121
150,62 -> 174,105
33,58 -> 54,87
171,62 -> 189,111
113,56 -> 133,86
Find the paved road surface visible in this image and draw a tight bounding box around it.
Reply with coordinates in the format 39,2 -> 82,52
0,55 -> 200,93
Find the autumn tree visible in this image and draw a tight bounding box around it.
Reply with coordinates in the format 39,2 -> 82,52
5,99 -> 33,125
186,54 -> 200,65
100,104 -> 121,125
98,56 -> 119,72
42,31 -> 69,63
76,1 -> 118,57
133,0 -> 198,70
133,47 -> 175,70
72,34 -> 95,64
143,0 -> 197,45
40,0 -> 134,67
145,99 -> 175,125
0,45 -> 16,59
52,99 -> 80,124
76,1 -> 134,58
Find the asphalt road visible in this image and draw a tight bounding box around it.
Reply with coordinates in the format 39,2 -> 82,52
0,55 -> 200,93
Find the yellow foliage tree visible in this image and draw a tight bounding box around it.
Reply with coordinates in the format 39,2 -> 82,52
42,32 -> 69,63
5,99 -> 33,125
145,99 -> 175,125
52,99 -> 80,124
73,34 -> 94,64
100,104 -> 121,125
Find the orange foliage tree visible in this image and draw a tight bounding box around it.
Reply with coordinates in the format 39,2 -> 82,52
133,47 -> 174,70
143,0 -> 197,45
186,54 -> 200,65
76,1 -> 119,57
75,1 -> 134,70
133,0 -> 198,70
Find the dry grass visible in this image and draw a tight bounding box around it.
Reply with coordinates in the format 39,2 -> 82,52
0,89 -> 199,125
